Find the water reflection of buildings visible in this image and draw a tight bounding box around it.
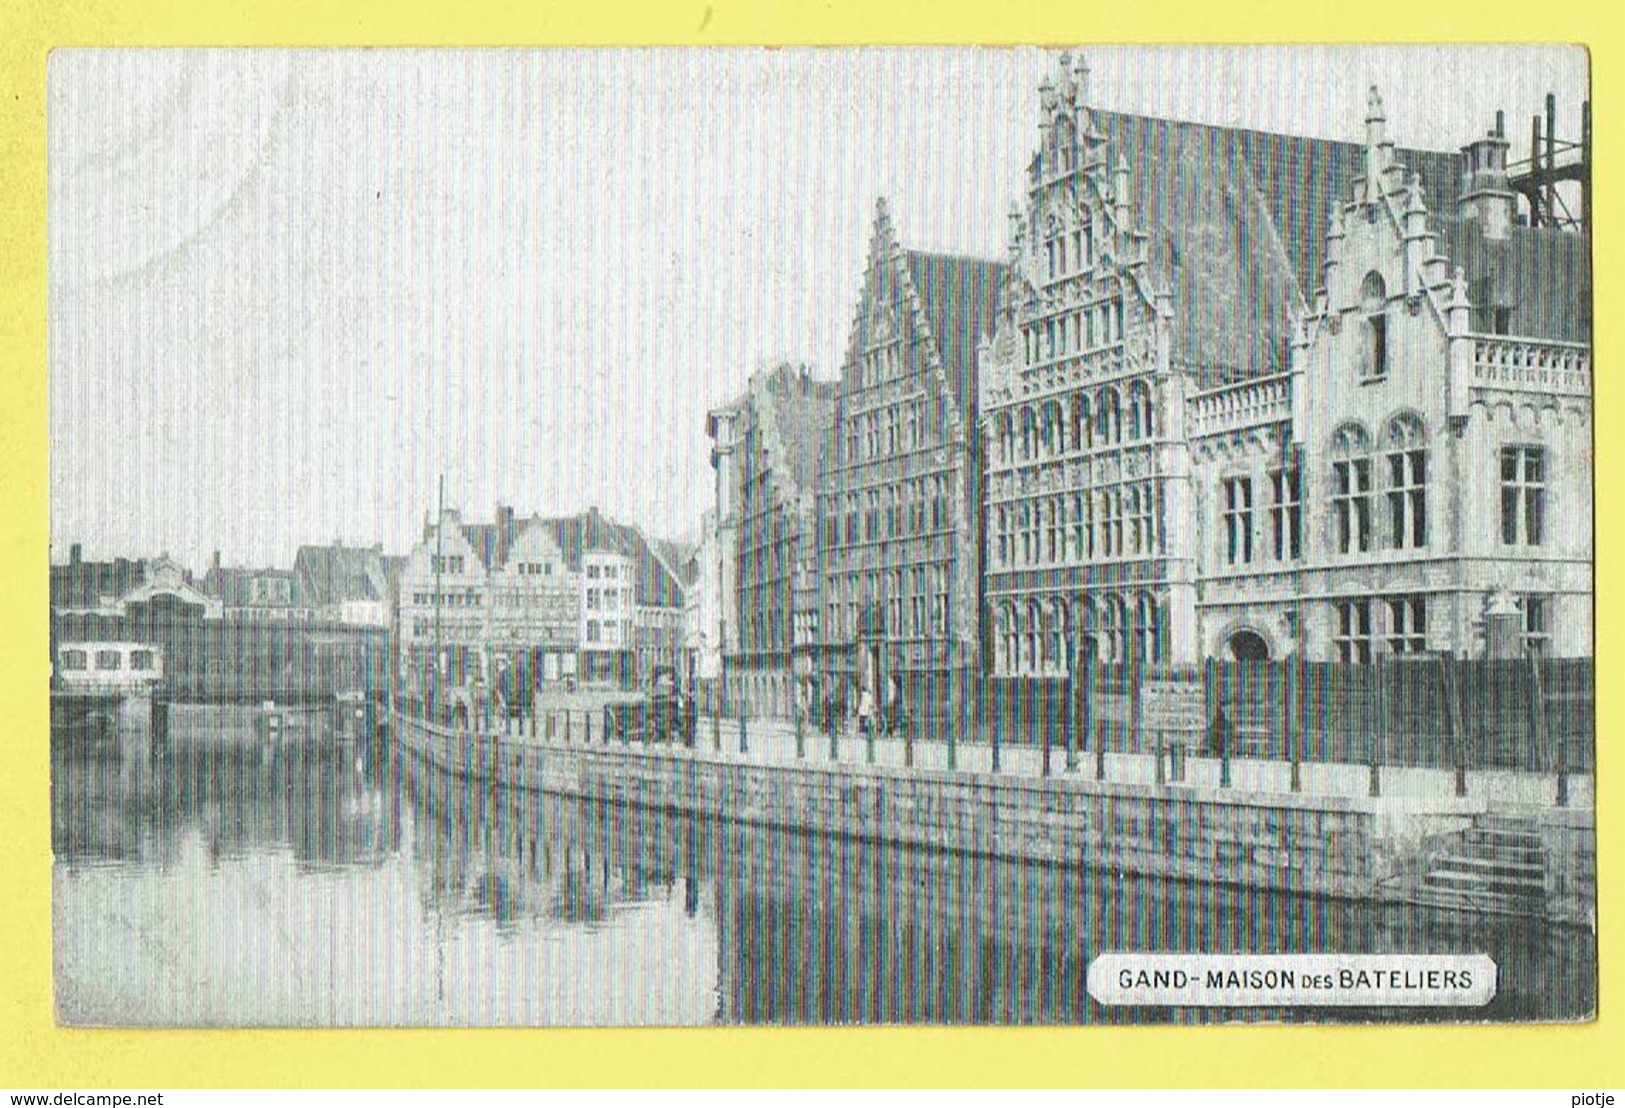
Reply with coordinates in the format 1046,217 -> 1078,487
405,764 -> 691,931
51,747 -> 400,871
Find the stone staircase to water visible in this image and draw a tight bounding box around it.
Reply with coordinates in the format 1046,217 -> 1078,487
1409,814 -> 1548,917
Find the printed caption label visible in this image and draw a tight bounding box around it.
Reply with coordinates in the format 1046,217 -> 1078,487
1088,954 -> 1497,1007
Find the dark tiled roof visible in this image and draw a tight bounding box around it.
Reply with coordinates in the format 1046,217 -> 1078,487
904,251 -> 1006,419
50,558 -> 146,610
1089,110 -> 1465,381
293,544 -> 385,608
542,510 -> 685,610
204,566 -> 294,608
1434,215 -> 1591,342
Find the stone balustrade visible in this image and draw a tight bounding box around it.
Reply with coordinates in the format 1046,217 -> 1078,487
1471,335 -> 1591,397
1187,373 -> 1292,437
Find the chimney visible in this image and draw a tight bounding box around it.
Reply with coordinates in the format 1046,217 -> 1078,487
1458,114 -> 1515,240
211,549 -> 222,574
69,543 -> 82,567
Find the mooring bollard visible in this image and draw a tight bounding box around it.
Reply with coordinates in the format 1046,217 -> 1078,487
1369,758 -> 1381,798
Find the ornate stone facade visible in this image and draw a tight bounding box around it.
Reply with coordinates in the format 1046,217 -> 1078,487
815,200 -> 1002,718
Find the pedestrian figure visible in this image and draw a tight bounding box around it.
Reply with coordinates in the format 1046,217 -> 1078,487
857,683 -> 875,738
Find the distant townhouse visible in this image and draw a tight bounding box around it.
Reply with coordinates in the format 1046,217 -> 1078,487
400,505 -> 686,691
706,364 -> 837,716
203,552 -> 302,623
293,543 -> 390,628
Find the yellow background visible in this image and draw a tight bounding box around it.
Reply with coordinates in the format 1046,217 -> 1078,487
0,0 -> 1617,1088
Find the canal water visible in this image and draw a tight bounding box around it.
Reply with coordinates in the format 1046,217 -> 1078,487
52,740 -> 1595,1026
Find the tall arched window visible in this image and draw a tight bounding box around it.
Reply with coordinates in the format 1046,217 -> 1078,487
1128,381 -> 1154,440
1023,601 -> 1043,675
1046,599 -> 1069,675
1018,503 -> 1033,565
994,506 -> 1010,568
1386,413 -> 1428,549
1019,406 -> 1036,460
1135,592 -> 1162,663
1071,393 -> 1093,450
1331,422 -> 1374,554
1361,271 -> 1389,379
1101,594 -> 1128,663
1097,386 -> 1122,445
995,604 -> 1013,676
1040,400 -> 1062,456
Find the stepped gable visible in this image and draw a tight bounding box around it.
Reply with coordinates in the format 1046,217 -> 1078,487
1089,109 -> 1462,382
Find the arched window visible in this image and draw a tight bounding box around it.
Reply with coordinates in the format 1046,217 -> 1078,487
1128,381 -> 1154,440
1135,592 -> 1161,663
1386,413 -> 1428,549
994,604 -> 1012,676
1018,503 -> 1033,565
1332,422 -> 1374,554
1100,594 -> 1128,664
1019,406 -> 1036,460
994,506 -> 1010,568
1073,491 -> 1090,559
1071,393 -> 1093,450
1046,599 -> 1069,675
1361,271 -> 1389,379
1023,601 -> 1043,675
1043,498 -> 1060,562
1097,386 -> 1122,445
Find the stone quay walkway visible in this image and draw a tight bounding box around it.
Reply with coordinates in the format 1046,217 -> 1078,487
491,708 -> 1590,812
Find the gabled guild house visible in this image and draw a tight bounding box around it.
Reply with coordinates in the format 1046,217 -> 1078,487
980,56 -> 1590,675
815,199 -> 1003,724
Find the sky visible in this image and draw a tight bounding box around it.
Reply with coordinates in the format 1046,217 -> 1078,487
46,45 -> 1588,570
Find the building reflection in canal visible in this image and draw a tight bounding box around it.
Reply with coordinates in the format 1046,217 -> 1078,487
52,743 -> 1594,1025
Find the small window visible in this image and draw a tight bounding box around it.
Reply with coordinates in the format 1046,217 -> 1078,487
60,649 -> 87,671
1334,599 -> 1373,664
95,650 -> 122,671
1501,446 -> 1546,546
1361,271 -> 1389,379
130,650 -> 154,671
1520,595 -> 1551,656
1386,596 -> 1427,655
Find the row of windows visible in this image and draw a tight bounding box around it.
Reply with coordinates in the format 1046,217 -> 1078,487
1219,468 -> 1302,566
989,382 -> 1155,468
412,590 -> 482,607
854,337 -> 904,390
824,565 -> 952,642
515,561 -> 555,577
1022,298 -> 1123,365
825,475 -> 950,549
1042,224 -> 1094,284
1332,594 -> 1550,663
59,649 -> 155,672
429,555 -> 465,575
991,591 -> 1163,673
990,483 -> 1161,568
585,564 -> 622,580
841,397 -> 939,466
585,586 -> 631,611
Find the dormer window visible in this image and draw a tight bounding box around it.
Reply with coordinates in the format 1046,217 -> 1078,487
1361,271 -> 1389,379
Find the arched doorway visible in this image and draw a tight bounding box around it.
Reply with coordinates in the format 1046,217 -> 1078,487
1226,629 -> 1271,661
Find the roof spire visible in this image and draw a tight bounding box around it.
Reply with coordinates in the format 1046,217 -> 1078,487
1365,84 -> 1393,195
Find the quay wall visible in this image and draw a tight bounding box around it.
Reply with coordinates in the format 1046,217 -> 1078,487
396,716 -> 1493,903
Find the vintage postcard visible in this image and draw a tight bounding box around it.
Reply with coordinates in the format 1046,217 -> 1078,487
47,45 -> 1594,1027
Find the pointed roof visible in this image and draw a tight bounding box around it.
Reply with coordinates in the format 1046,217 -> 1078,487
293,543 -> 387,608
1081,109 -> 1463,381
903,251 -> 1006,419
541,509 -> 686,609
1433,215 -> 1590,342
846,201 -> 1005,420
